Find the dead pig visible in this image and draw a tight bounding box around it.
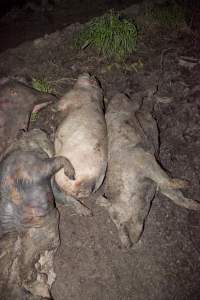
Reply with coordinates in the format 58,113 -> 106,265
98,93 -> 200,248
0,128 -> 76,299
0,128 -> 74,236
2,128 -> 91,217
54,73 -> 107,199
0,77 -> 56,155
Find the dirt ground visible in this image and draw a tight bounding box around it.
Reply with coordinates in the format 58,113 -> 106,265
0,2 -> 200,299
0,0 -> 134,53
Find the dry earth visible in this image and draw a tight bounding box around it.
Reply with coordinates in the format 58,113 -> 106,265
0,2 -> 200,299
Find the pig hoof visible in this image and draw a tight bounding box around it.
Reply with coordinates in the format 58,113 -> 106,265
64,163 -> 75,180
166,178 -> 189,189
173,178 -> 189,189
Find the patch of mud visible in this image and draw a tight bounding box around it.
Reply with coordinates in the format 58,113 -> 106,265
0,6 -> 200,300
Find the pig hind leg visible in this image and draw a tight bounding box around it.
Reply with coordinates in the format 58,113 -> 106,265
140,152 -> 200,210
160,188 -> 200,210
140,151 -> 188,189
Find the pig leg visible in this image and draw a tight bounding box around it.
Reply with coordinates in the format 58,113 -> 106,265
159,188 -> 200,211
44,156 -> 75,179
134,149 -> 188,189
51,181 -> 92,216
32,101 -> 51,114
137,151 -> 200,210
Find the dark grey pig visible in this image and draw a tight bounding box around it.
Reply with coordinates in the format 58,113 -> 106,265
0,128 -> 74,236
0,129 -> 75,299
98,93 -> 200,248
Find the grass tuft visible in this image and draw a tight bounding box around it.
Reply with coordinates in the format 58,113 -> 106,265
32,78 -> 54,93
75,10 -> 138,61
30,112 -> 38,122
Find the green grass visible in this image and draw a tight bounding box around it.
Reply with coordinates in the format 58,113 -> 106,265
30,112 -> 38,122
146,2 -> 185,29
32,78 -> 54,93
75,10 -> 138,61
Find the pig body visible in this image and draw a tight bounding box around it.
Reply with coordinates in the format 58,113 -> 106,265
54,73 -> 107,199
0,129 -> 76,299
0,77 -> 56,155
98,93 -> 200,247
0,129 -> 74,236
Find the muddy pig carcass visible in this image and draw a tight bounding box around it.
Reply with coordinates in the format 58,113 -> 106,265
54,73 -> 107,206
98,93 -> 200,248
0,77 -> 57,156
0,129 -> 75,299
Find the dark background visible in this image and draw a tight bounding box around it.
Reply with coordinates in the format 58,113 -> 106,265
1,0 -> 199,16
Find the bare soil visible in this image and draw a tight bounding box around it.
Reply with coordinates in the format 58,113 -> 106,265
0,3 -> 200,300
0,0 -> 134,53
